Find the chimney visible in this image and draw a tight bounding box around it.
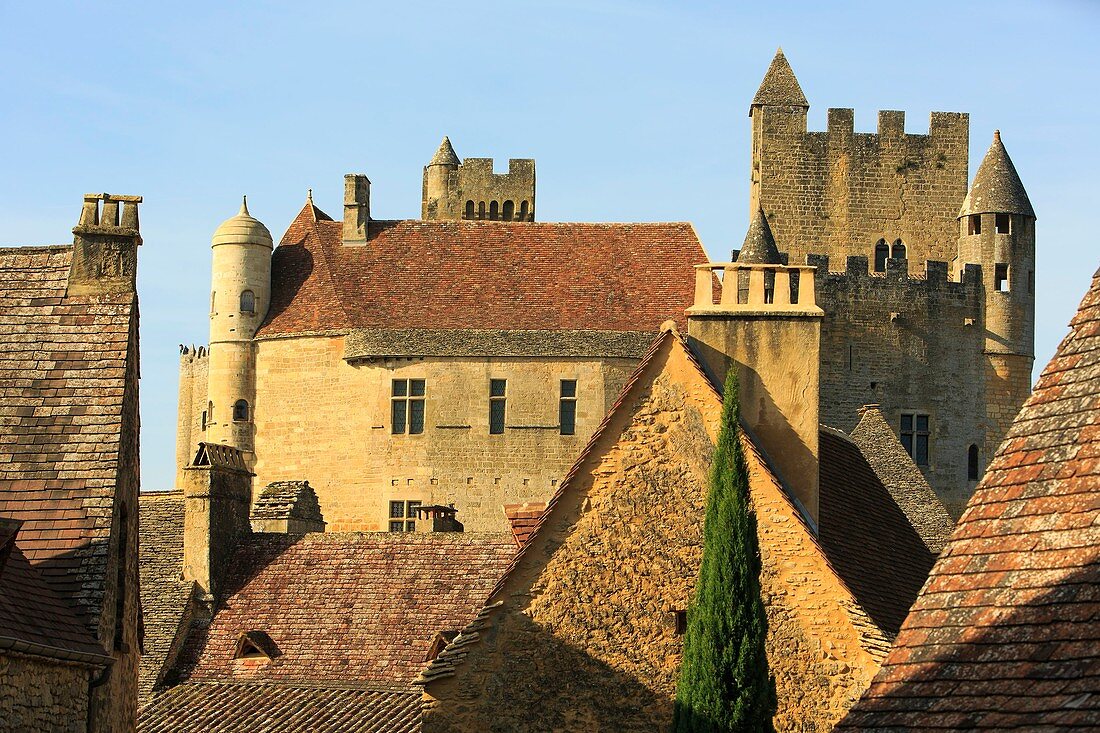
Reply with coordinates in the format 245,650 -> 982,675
343,174 -> 370,243
68,193 -> 142,296
414,504 -> 464,533
182,443 -> 253,600
687,256 -> 824,525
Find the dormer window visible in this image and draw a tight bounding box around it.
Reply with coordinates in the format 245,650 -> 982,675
424,630 -> 459,662
233,630 -> 280,661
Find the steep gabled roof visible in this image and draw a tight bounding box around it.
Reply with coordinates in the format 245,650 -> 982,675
258,207 -> 705,337
838,264 -> 1100,730
750,48 -> 809,114
959,130 -> 1036,219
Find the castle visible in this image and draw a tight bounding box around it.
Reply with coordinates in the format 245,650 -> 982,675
174,50 -> 1034,524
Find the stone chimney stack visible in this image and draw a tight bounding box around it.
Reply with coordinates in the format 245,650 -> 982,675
67,193 -> 142,296
343,174 -> 370,243
414,504 -> 464,533
182,443 -> 253,600
687,211 -> 824,524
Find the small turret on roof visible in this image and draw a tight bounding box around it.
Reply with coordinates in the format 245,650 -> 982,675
429,136 -> 461,167
959,130 -> 1035,219
736,208 -> 783,264
750,47 -> 809,115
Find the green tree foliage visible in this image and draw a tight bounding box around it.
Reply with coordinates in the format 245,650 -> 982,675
672,370 -> 777,732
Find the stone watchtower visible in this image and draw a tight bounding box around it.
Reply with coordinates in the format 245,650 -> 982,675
205,198 -> 273,467
956,131 -> 1036,467
421,136 -> 536,221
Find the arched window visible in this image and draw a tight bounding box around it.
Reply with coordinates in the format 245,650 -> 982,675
464,200 -> 474,219
489,201 -> 499,220
519,200 -> 530,221
502,200 -> 515,221
240,290 -> 255,314
874,240 -> 889,272
967,444 -> 980,481
233,399 -> 249,422
478,201 -> 486,219
892,239 -> 906,260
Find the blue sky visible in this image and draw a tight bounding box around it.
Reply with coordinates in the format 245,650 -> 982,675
1,1 -> 1097,490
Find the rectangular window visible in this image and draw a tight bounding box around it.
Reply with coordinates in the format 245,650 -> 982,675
995,213 -> 1011,234
489,379 -> 507,434
995,263 -> 1009,292
388,500 -> 421,531
200,410 -> 207,431
900,413 -> 931,466
1028,270 -> 1034,295
391,379 -> 425,434
559,379 -> 577,435
968,214 -> 982,235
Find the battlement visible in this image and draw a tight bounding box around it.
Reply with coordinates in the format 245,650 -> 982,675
180,344 -> 209,361
422,139 -> 536,222
807,253 -> 981,285
817,108 -> 968,144
74,192 -> 143,235
689,262 -> 822,315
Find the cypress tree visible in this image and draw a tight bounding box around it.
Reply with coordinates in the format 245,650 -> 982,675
672,370 -> 777,732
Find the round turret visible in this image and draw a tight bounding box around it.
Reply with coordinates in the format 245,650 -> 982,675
422,136 -> 461,219
212,198 -> 273,248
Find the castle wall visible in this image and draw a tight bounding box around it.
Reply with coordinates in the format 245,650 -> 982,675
751,108 -> 968,272
423,158 -> 535,221
422,338 -> 888,733
175,347 -> 208,488
250,334 -> 637,531
812,255 -> 986,516
0,652 -> 90,733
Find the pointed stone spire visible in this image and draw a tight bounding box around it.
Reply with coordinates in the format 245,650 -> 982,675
736,208 -> 783,264
239,195 -> 249,216
959,130 -> 1035,219
429,136 -> 461,167
750,47 -> 809,115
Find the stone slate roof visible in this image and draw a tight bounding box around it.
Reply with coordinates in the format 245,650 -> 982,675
257,202 -> 705,337
138,682 -> 421,733
849,406 -> 955,553
250,481 -> 323,524
0,519 -> 108,663
502,502 -> 545,548
428,136 -> 460,167
838,264 -> 1100,730
818,426 -> 937,637
169,532 -> 514,687
343,328 -> 656,360
750,48 -> 809,113
959,130 -> 1035,219
736,207 -> 783,264
0,244 -> 136,626
138,491 -> 194,705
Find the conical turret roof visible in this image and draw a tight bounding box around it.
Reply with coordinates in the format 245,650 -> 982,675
212,196 -> 273,248
959,131 -> 1035,219
736,208 -> 783,264
429,136 -> 460,167
750,48 -> 808,115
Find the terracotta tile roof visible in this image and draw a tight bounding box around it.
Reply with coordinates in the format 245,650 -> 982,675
502,502 -> 546,548
818,426 -> 936,636
138,682 -> 421,733
0,519 -> 108,663
138,491 -> 195,705
838,264 -> 1100,730
0,244 -> 136,625
171,532 -> 514,686
258,204 -> 705,337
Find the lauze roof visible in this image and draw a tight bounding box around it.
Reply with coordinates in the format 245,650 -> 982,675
258,204 -> 706,337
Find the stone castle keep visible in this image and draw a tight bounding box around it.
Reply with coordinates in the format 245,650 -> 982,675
175,49 -> 1034,526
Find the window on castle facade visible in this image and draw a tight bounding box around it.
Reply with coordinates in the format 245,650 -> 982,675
489,201 -> 499,220
489,379 -> 507,434
900,413 -> 930,466
519,200 -> 530,221
874,240 -> 889,272
392,379 -> 426,435
240,290 -> 255,313
201,410 -> 208,431
967,444 -> 980,481
388,500 -> 421,532
995,213 -> 1011,234
891,240 -> 906,260
968,215 -> 982,235
233,399 -> 249,422
995,263 -> 1009,292
503,200 -> 515,221
1028,270 -> 1035,295
560,380 -> 577,435
464,200 -> 474,219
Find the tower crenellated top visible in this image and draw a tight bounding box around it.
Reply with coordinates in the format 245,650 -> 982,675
422,137 -> 535,222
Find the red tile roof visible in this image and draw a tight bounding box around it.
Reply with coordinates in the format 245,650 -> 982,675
258,204 -> 705,337
0,244 -> 136,625
838,265 -> 1100,730
818,427 -> 936,636
171,532 -> 514,686
138,682 -> 421,733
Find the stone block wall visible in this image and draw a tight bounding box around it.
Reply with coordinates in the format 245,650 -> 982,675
0,652 -> 90,733
175,347 -> 208,489
751,107 -> 969,273
423,157 -> 535,221
813,255 -> 986,515
251,335 -> 637,531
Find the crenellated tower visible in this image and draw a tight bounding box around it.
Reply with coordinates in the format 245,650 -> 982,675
957,131 -> 1036,474
205,198 -> 272,467
421,136 -> 535,221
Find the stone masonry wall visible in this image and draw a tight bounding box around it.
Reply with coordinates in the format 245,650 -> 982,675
751,107 -> 969,274
251,335 -> 637,532
175,348 -> 208,489
422,338 -> 887,732
813,255 -> 986,516
0,652 -> 90,733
